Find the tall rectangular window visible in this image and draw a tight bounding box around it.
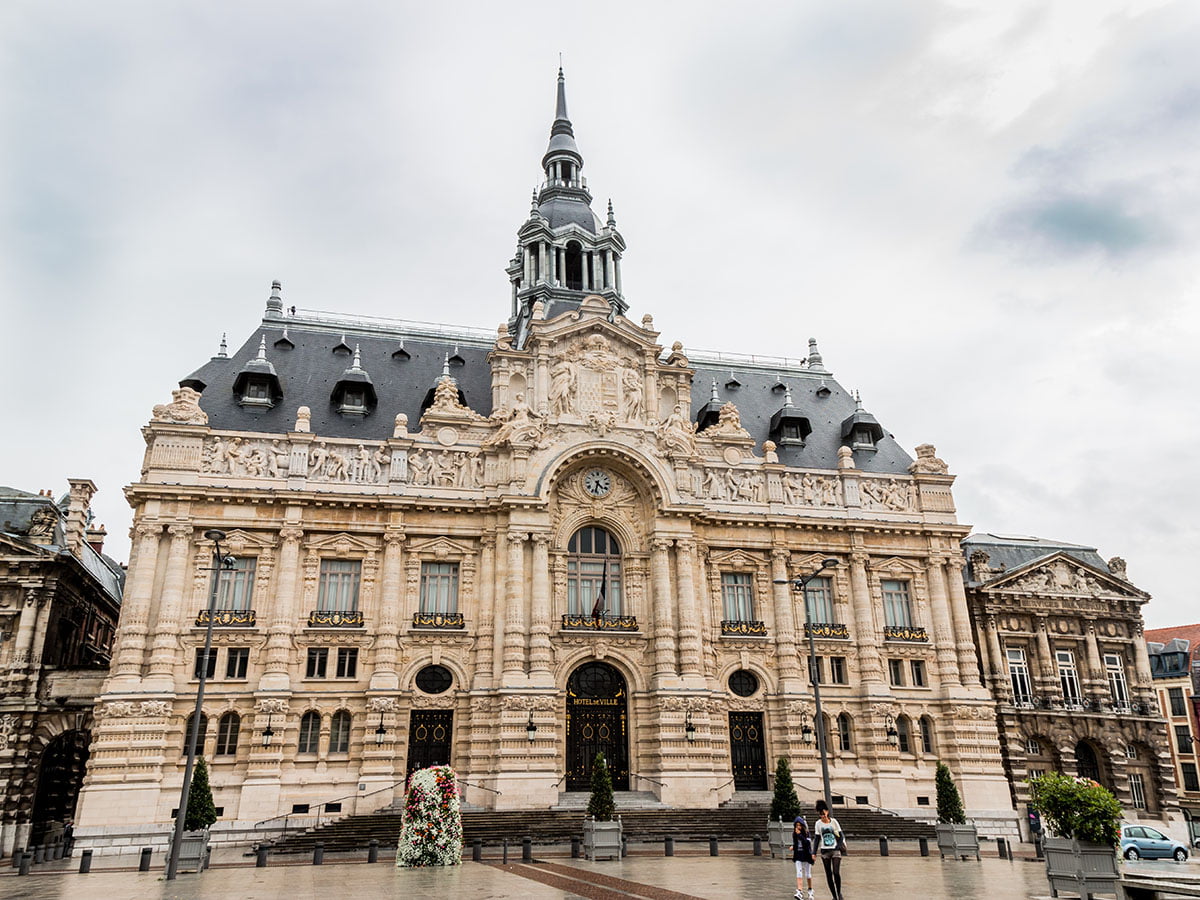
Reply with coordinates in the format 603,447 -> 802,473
1008,648 -> 1033,704
215,557 -> 256,610
1182,762 -> 1200,793
317,559 -> 361,612
829,656 -> 847,684
809,656 -> 824,684
721,573 -> 755,621
804,576 -> 834,624
1104,653 -> 1130,710
881,580 -> 913,628
1057,650 -> 1081,706
193,648 -> 217,680
1169,687 -> 1187,717
888,659 -> 905,687
306,647 -> 328,679
566,557 -> 622,615
1128,773 -> 1147,810
336,647 -> 358,679
419,563 -> 459,614
1176,724 -> 1194,754
910,660 -> 927,688
225,647 -> 249,679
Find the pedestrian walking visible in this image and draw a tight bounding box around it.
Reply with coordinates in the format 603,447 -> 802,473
813,800 -> 846,900
792,815 -> 815,900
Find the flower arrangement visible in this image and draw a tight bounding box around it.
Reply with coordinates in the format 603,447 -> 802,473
1028,772 -> 1123,846
396,765 -> 463,867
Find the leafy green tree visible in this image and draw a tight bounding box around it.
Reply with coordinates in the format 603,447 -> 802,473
184,757 -> 218,832
1028,772 -> 1122,845
770,758 -> 802,822
935,761 -> 967,825
587,753 -> 615,821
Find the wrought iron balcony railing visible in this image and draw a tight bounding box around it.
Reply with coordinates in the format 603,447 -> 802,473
883,625 -> 928,642
561,613 -> 638,632
308,609 -> 365,628
412,612 -> 465,630
721,620 -> 768,637
804,622 -> 850,639
195,608 -> 256,627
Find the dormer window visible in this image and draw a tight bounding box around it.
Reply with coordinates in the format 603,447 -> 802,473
244,380 -> 271,403
341,388 -> 366,413
769,386 -> 812,447
233,336 -> 283,410
840,394 -> 884,453
853,427 -> 875,449
330,345 -> 376,419
782,422 -> 805,441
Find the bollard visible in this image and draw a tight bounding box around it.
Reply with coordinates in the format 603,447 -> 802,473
709,835 -> 719,857
522,837 -> 532,863
753,836 -> 762,856
997,837 -> 1008,860
879,836 -> 889,857
34,845 -> 45,864
79,848 -> 93,874
53,841 -> 63,860
621,835 -> 627,859
664,835 -> 674,857
313,842 -> 324,865
570,837 -> 580,859
256,844 -> 269,867
19,851 -> 32,876
11,847 -> 22,868
368,839 -> 379,864
473,839 -> 483,862
1034,836 -> 1044,860
203,846 -> 212,870
139,847 -> 152,871
502,838 -> 508,864
919,836 -> 929,857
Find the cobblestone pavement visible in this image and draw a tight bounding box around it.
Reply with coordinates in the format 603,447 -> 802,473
1,844 -> 1196,899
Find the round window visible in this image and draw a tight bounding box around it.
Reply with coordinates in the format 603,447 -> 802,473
415,664 -> 453,695
729,669 -> 759,697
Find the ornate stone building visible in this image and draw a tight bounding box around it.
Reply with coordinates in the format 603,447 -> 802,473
0,481 -> 123,855
76,70 -> 1014,839
1145,625 -> 1200,845
963,534 -> 1177,840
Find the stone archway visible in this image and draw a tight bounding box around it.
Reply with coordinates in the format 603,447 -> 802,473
31,729 -> 90,844
565,661 -> 629,792
1074,739 -> 1107,787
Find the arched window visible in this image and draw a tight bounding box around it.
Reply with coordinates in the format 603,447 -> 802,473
182,713 -> 208,756
920,716 -> 935,755
837,713 -> 853,752
896,716 -> 912,753
819,712 -> 832,751
298,711 -> 321,754
215,712 -> 240,756
329,710 -> 351,754
565,241 -> 583,290
1075,740 -> 1101,783
567,527 -> 623,616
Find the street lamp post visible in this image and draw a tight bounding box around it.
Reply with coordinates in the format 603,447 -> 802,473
775,557 -> 840,810
166,529 -> 233,881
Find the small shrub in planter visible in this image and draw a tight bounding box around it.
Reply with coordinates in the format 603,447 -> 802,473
171,757 -> 217,873
583,754 -> 621,859
767,758 -> 802,857
1028,773 -> 1122,898
934,762 -> 979,860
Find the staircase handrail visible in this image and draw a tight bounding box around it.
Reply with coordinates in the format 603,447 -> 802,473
709,777 -> 736,792
253,778 -> 407,829
457,778 -> 502,796
631,773 -> 667,789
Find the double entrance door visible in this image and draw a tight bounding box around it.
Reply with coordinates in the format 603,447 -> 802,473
406,710 -> 453,778
729,711 -> 767,790
565,661 -> 630,791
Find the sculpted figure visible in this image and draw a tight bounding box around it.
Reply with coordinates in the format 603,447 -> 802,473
208,436 -> 230,474
908,443 -> 949,475
781,472 -> 802,505
327,447 -> 348,481
226,438 -> 245,476
269,440 -> 289,478
549,361 -> 576,417
309,441 -> 329,478
27,506 -> 58,539
294,406 -> 311,433
819,477 -> 839,506
484,393 -> 543,447
702,467 -> 725,500
151,386 -> 208,425
409,450 -> 431,485
657,405 -> 697,456
435,451 -> 456,486
621,369 -> 643,421
469,452 -> 484,487
371,447 -> 389,482
245,447 -> 267,477
356,445 -> 371,482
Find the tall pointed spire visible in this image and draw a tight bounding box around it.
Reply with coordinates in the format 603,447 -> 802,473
542,66 -> 582,176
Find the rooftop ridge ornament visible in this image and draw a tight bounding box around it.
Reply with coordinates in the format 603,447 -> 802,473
710,379 -> 719,403
807,337 -> 824,369
256,335 -> 267,360
266,279 -> 283,313
217,333 -> 228,359
607,199 -> 616,227
784,384 -> 794,407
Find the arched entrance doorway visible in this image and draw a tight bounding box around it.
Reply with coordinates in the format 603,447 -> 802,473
31,729 -> 90,844
566,661 -> 629,791
1075,740 -> 1104,785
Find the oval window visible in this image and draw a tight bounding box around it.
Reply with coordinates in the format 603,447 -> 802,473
415,664 -> 453,695
729,669 -> 759,697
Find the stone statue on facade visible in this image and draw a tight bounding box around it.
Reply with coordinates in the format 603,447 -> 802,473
549,361 -> 577,417
621,369 -> 643,421
656,405 -> 697,456
484,393 -> 544,447
294,406 -> 311,433
151,386 -> 208,425
710,401 -> 751,439
908,443 -> 949,475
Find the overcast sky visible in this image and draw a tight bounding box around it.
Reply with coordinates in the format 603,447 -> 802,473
2,1 -> 1197,627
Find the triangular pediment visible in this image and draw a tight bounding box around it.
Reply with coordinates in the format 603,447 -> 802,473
0,532 -> 53,558
982,552 -> 1148,601
407,536 -> 475,559
535,296 -> 662,360
211,529 -> 278,554
708,548 -> 766,569
304,532 -> 379,556
868,556 -> 925,576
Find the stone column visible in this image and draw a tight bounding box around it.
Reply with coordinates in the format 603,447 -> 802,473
1132,623 -> 1154,691
675,540 -> 703,677
370,531 -> 404,691
473,536 -> 496,688
260,526 -> 303,692
502,531 -> 527,678
147,524 -> 194,683
924,557 -> 961,688
8,591 -> 40,674
529,534 -> 553,680
650,538 -> 677,679
770,550 -> 803,692
848,552 -> 883,684
548,243 -> 557,285
1034,616 -> 1055,696
1083,620 -> 1105,690
110,522 -> 163,682
945,557 -> 982,686
984,614 -> 1007,696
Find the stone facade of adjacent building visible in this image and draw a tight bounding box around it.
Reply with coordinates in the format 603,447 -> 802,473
0,480 -> 123,856
1145,625 -> 1200,845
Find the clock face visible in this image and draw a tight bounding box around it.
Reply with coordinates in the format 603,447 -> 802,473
583,469 -> 612,497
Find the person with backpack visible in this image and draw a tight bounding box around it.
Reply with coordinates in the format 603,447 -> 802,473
813,799 -> 845,900
792,815 -> 815,900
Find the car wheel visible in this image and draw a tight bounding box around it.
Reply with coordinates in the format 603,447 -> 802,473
1174,848 -> 1188,862
1125,847 -> 1140,860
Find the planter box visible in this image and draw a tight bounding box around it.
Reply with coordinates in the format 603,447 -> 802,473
936,823 -> 980,861
583,817 -> 622,861
767,820 -> 793,859
169,828 -> 209,874
1042,836 -> 1119,899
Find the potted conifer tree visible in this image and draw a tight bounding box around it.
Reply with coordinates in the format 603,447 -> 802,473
582,753 -> 622,860
768,758 -> 803,858
1029,773 -> 1122,899
175,757 -> 217,873
934,761 -> 979,860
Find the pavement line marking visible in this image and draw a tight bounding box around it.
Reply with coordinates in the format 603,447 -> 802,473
490,862 -> 651,899
529,860 -> 710,900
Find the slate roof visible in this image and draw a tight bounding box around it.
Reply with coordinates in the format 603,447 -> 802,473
961,532 -> 1111,585
1145,624 -> 1200,657
180,307 -> 917,475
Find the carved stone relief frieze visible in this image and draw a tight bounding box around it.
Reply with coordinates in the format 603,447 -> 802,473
857,477 -> 917,512
1005,559 -> 1124,598
0,714 -> 18,751
408,447 -> 484,488
779,472 -> 841,508
500,695 -> 558,711
257,698 -> 291,714
698,467 -> 765,503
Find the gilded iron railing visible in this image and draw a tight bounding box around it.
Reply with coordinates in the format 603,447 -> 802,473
195,608 -> 256,627
307,609 -> 365,628
412,612 -> 465,629
721,620 -> 768,637
804,622 -> 849,639
561,614 -> 638,632
883,625 -> 928,642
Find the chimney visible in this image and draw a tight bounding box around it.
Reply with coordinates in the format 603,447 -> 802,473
65,478 -> 98,557
86,523 -> 107,555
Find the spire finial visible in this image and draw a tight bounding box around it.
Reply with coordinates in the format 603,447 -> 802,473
257,335 -> 267,360
607,199 -> 616,227
442,353 -> 450,378
217,333 -> 228,358
710,378 -> 719,403
854,390 -> 863,410
807,337 -> 824,369
531,189 -> 539,213
784,384 -> 794,407
266,279 -> 283,313
352,344 -> 361,369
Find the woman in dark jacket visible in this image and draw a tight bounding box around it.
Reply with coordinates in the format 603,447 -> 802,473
792,815 -> 815,900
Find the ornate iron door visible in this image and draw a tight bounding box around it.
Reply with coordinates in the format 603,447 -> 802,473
729,712 -> 767,790
406,710 -> 453,777
566,662 -> 630,791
